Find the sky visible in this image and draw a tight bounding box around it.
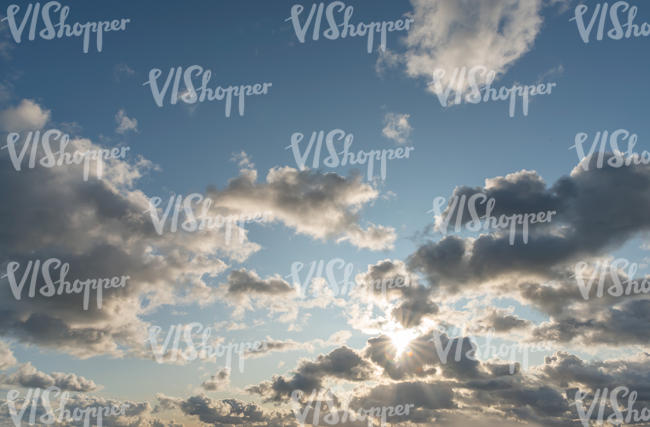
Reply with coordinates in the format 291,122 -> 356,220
0,0 -> 650,426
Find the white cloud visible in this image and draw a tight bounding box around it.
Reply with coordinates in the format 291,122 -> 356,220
115,109 -> 138,134
393,0 -> 545,98
231,150 -> 255,170
0,99 -> 50,132
0,341 -> 16,371
382,113 -> 412,144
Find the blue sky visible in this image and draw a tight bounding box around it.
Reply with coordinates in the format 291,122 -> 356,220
1,0 -> 650,426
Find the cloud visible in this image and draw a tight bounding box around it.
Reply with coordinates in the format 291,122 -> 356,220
536,351 -> 650,395
473,307 -> 532,333
201,368 -> 230,391
348,259 -> 438,330
0,341 -> 16,371
382,113 -> 412,144
156,394 -> 294,426
0,362 -> 98,392
0,99 -> 50,132
247,331 -> 352,358
389,0 -> 546,98
0,102 -> 400,359
115,109 -> 138,134
224,269 -> 295,297
217,269 -> 298,321
206,167 -> 396,250
353,381 -> 456,412
231,150 -> 255,170
0,392 -> 168,427
248,346 -> 375,402
0,119 -> 260,358
403,157 -> 650,347
411,159 -> 650,294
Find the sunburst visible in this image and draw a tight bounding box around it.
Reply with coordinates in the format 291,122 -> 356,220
387,328 -> 418,358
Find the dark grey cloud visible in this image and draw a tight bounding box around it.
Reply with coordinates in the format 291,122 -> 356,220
412,158 -> 650,292
248,346 -> 374,403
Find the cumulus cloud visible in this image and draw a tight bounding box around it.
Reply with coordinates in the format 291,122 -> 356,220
115,109 -> 138,134
248,346 -> 375,402
0,392 -> 168,427
347,259 -> 438,330
382,113 -> 412,144
201,368 -> 230,391
0,107 -> 263,358
385,0 -> 547,100
0,101 -> 398,360
217,269 -> 298,321
0,341 -> 16,371
0,99 -> 50,132
412,158 -> 650,293
206,167 -> 396,251
155,393 -> 294,426
0,362 -> 98,392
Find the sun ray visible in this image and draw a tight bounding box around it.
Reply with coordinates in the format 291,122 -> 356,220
387,328 -> 419,358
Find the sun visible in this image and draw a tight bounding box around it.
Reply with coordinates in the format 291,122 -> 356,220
388,328 -> 418,358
